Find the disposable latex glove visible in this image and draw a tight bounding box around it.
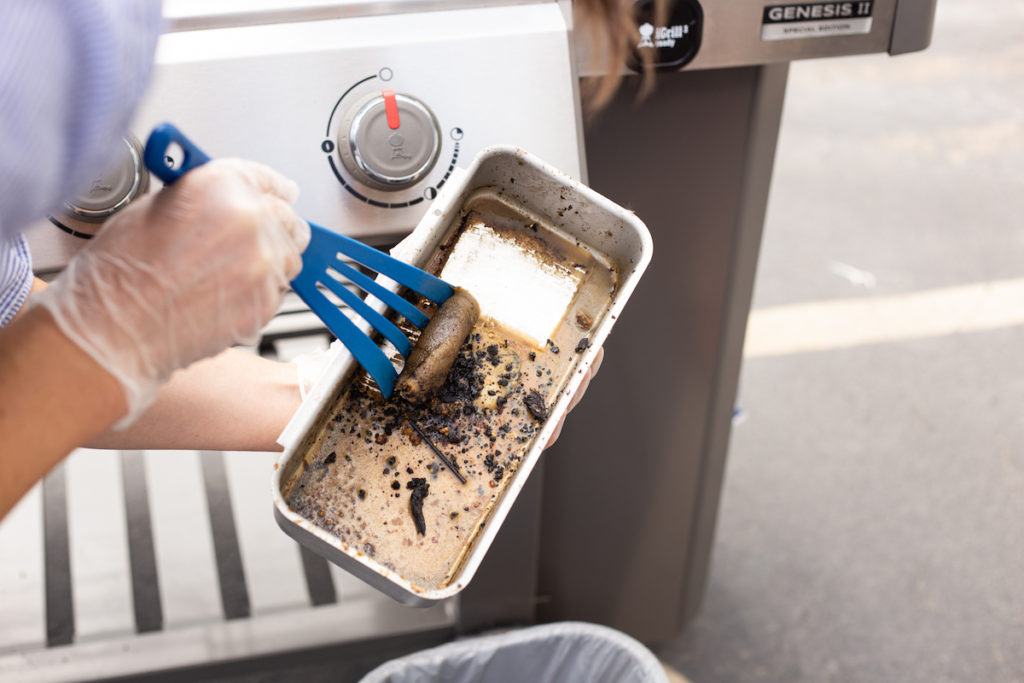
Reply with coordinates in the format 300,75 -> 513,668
32,159 -> 310,427
294,339 -> 343,401
545,346 -> 604,448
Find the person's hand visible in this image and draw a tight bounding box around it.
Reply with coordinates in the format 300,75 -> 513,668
294,339 -> 343,401
32,159 -> 310,427
545,346 -> 604,449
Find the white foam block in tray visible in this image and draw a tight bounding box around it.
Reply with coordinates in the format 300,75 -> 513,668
440,221 -> 581,348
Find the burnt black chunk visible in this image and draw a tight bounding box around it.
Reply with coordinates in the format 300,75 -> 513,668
437,345 -> 486,404
406,477 -> 430,536
575,337 -> 591,353
324,451 -> 337,465
524,390 -> 549,421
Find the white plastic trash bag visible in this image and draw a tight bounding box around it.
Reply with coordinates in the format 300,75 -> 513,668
360,621 -> 670,683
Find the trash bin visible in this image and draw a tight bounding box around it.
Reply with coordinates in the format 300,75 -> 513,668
359,622 -> 670,683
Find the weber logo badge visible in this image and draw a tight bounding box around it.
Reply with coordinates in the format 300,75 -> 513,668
761,1 -> 873,41
637,22 -> 690,50
628,0 -> 703,71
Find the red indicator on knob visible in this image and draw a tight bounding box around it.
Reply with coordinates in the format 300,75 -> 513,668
382,89 -> 400,129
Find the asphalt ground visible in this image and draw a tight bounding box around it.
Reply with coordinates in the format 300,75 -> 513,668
658,1 -> 1024,681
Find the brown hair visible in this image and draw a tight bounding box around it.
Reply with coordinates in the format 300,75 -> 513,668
576,0 -> 666,112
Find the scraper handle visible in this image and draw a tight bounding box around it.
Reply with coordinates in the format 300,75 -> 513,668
143,123 -> 211,185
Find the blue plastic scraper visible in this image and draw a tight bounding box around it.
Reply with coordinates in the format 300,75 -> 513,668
142,122 -> 454,397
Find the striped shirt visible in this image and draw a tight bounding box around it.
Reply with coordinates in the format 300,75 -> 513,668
0,0 -> 162,326
0,234 -> 31,327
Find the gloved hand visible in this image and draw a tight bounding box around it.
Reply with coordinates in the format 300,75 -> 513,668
32,159 -> 311,427
294,339 -> 343,401
545,346 -> 604,448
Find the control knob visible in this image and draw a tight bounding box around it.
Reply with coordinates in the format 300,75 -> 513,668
338,90 -> 441,191
58,136 -> 148,235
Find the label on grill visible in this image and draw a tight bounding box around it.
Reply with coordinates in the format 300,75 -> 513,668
761,1 -> 873,41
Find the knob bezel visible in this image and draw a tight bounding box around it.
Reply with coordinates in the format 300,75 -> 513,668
344,93 -> 441,191
63,136 -> 149,222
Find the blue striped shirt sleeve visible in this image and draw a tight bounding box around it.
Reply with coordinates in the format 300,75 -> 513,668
0,0 -> 162,242
0,234 -> 32,327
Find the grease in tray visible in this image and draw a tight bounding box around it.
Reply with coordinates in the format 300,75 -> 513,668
282,196 -> 618,591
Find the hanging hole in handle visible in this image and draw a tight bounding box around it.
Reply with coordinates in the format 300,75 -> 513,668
163,141 -> 185,172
